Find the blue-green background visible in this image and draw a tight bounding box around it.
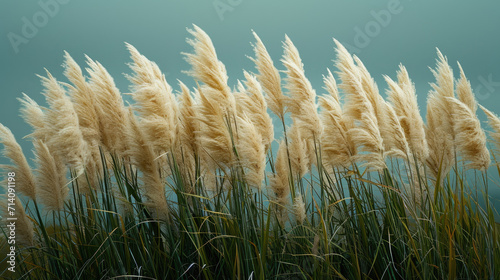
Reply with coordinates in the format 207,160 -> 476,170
1,1 -> 500,200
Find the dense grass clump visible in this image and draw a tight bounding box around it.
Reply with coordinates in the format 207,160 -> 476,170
0,25 -> 499,279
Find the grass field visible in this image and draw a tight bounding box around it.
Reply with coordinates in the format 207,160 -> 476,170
0,25 -> 499,279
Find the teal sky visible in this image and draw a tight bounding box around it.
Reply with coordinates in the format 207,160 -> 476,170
1,0 -> 500,171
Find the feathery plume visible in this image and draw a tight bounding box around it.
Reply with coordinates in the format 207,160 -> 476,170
250,31 -> 285,118
174,81 -> 198,187
425,93 -> 454,179
236,71 -> 274,151
125,43 -> 164,87
194,86 -> 234,169
425,50 -> 456,178
334,45 -> 385,171
352,55 -> 393,152
429,49 -> 455,138
39,71 -> 88,174
183,25 -> 235,113
269,140 -> 290,225
0,124 -> 37,200
447,98 -> 490,170
281,35 -> 321,138
282,36 -> 322,169
385,66 -> 428,161
319,95 -> 354,168
288,125 -> 310,178
18,93 -> 47,140
63,51 -> 101,145
86,56 -> 129,156
126,44 -> 179,156
236,115 -> 266,188
132,81 -> 178,156
333,39 -> 361,120
178,81 -> 198,155
126,109 -> 170,222
323,68 -> 340,103
293,193 -> 306,224
480,105 -> 500,154
382,101 -> 410,158
455,62 -> 477,114
34,140 -> 68,211
63,52 -> 103,189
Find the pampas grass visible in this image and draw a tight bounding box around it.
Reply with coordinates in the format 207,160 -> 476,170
0,124 -> 37,200
282,36 -> 321,138
480,105 -> 500,154
250,31 -> 286,119
39,71 -> 88,175
448,98 -> 490,170
235,115 -> 266,188
126,109 -> 170,222
34,140 -> 68,211
236,71 -> 274,151
86,56 -> 129,156
269,140 -> 291,225
126,44 -> 178,157
385,65 -> 428,161
1,26 -> 499,280
183,24 -> 235,114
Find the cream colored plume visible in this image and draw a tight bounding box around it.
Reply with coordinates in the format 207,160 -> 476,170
425,93 -> 454,179
385,65 -> 428,161
236,115 -> 266,188
63,52 -> 103,190
34,140 -> 68,211
455,63 -> 477,114
85,56 -> 129,157
293,193 -> 306,224
319,95 -> 354,169
125,43 -> 164,87
236,71 -> 274,151
126,109 -> 170,222
333,40 -> 383,123
18,93 -> 47,141
250,31 -> 285,118
447,97 -> 490,170
183,25 -> 235,113
348,90 -> 386,171
429,49 -> 455,137
269,140 -> 290,225
323,68 -> 340,104
39,71 -> 88,174
480,105 -> 500,154
174,81 -> 198,187
333,50 -> 385,170
382,101 -> 410,158
425,50 -> 456,178
0,195 -> 34,246
194,86 -> 234,169
281,35 -> 321,138
288,125 -> 310,178
63,52 -> 101,146
126,44 -> 179,156
333,38 -> 361,119
0,124 -> 37,200
132,81 -> 178,156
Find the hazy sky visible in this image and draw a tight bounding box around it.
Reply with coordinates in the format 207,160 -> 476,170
1,0 -> 500,164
